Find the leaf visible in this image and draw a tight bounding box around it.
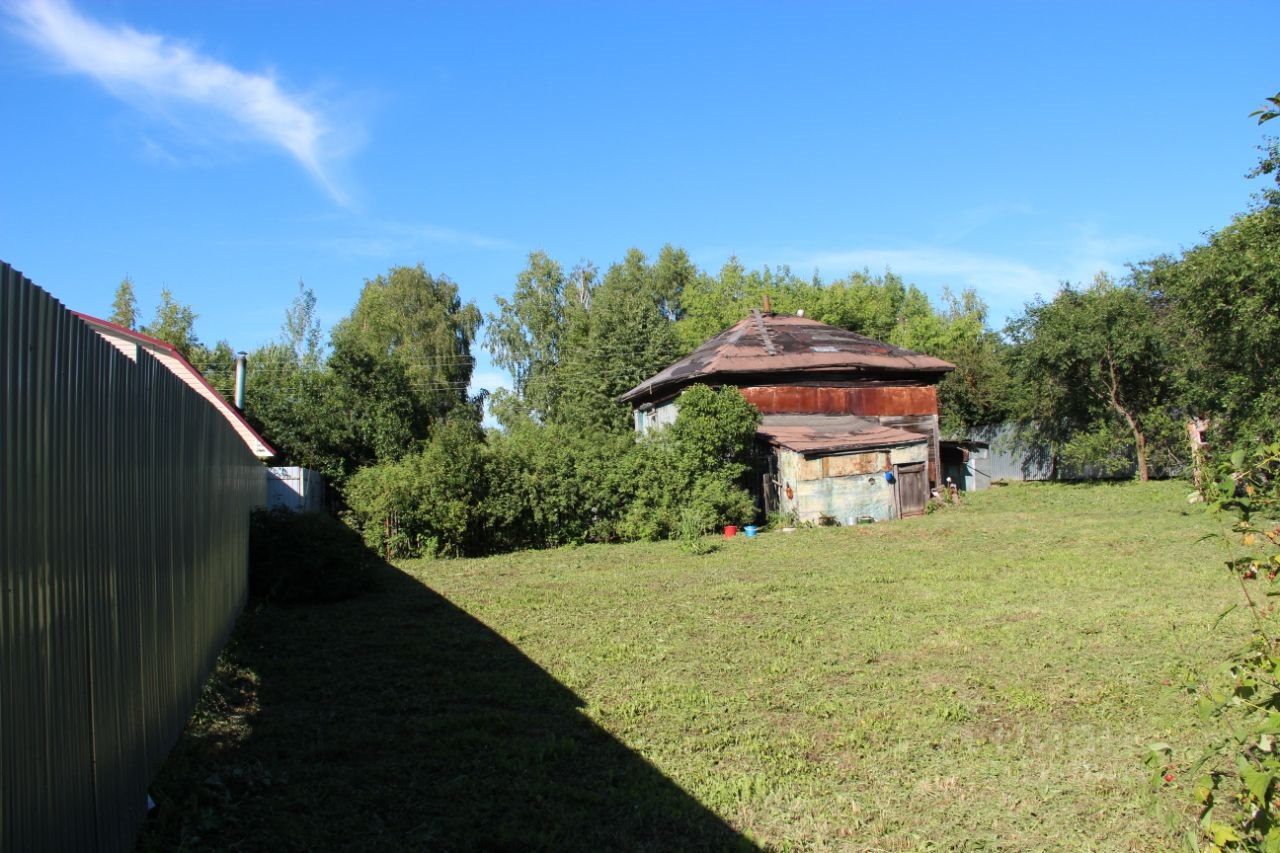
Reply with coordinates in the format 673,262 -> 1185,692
1214,603 -> 1239,627
1233,449 -> 1247,469
1210,821 -> 1241,845
1244,768 -> 1273,802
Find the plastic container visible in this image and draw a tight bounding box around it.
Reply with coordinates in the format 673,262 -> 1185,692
743,525 -> 758,537
724,525 -> 738,538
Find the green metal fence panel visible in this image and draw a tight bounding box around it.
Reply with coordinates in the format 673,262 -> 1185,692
0,262 -> 264,852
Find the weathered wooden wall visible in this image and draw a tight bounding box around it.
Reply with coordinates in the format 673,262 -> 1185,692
776,442 -> 928,524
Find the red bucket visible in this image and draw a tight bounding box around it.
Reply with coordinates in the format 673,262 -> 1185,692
724,525 -> 738,538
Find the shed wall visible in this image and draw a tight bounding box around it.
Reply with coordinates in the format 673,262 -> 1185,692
776,441 -> 927,524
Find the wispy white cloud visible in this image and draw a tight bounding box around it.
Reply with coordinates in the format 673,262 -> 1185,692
1058,223 -> 1161,285
326,219 -> 519,258
789,246 -> 1057,301
773,225 -> 1159,327
932,201 -> 1037,245
6,0 -> 353,203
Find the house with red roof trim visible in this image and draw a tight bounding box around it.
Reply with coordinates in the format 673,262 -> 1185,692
74,312 -> 275,461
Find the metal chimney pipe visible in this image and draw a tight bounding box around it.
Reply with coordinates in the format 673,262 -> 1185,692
233,351 -> 247,411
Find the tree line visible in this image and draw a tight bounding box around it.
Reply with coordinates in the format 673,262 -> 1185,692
108,138 -> 1280,556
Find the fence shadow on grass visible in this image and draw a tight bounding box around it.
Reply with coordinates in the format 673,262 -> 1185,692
138,558 -> 755,852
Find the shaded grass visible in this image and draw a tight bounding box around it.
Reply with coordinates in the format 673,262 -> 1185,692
139,481 -> 1243,851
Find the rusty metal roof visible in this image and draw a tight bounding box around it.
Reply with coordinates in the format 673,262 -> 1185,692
757,423 -> 927,455
621,311 -> 954,403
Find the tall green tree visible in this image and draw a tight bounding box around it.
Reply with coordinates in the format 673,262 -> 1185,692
244,283 -> 345,479
192,340 -> 237,402
674,258 -> 810,349
141,288 -> 200,361
557,248 -> 686,432
110,276 -> 138,329
485,251 -> 578,425
330,264 -> 482,427
281,279 -> 324,368
1137,205 -> 1280,443
311,265 -> 485,483
891,288 -> 1012,435
1007,274 -> 1171,481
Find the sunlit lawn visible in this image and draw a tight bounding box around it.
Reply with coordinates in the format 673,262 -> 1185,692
139,481 -> 1245,851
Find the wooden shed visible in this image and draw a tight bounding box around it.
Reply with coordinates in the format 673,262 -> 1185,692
622,309 -> 954,523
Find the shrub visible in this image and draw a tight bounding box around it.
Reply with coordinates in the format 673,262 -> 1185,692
341,385 -> 762,555
345,418 -> 487,557
677,506 -> 718,555
248,507 -> 379,604
1153,442 -> 1280,849
613,386 -> 760,542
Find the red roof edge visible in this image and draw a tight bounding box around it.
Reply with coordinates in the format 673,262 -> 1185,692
73,311 -> 277,459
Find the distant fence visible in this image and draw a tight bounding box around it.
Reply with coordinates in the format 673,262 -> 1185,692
1,263 -> 264,852
970,422 -> 1137,482
266,466 -> 326,513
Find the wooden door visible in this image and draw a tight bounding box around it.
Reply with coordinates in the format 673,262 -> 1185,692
895,462 -> 928,518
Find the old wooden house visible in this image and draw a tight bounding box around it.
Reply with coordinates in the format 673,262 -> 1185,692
621,309 -> 954,523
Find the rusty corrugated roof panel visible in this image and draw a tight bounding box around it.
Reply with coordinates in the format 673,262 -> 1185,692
757,423 -> 927,455
621,312 -> 955,402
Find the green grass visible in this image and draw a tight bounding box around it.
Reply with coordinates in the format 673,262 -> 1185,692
138,481 -> 1249,851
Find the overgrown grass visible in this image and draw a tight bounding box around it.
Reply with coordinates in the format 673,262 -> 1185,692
138,481 -> 1247,851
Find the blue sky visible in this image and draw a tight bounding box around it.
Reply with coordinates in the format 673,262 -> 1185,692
1,0 -> 1274,396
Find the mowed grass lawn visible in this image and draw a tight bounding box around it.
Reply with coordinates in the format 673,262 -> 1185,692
139,481 -> 1251,851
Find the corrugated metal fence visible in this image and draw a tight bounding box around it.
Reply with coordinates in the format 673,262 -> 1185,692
970,422 -> 1137,481
1,263 -> 265,852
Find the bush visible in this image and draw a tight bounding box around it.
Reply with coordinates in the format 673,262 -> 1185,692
677,506 -> 718,555
341,385 -> 762,555
249,507 -> 379,604
614,386 -> 760,541
345,418 -> 487,558
1153,442 -> 1280,849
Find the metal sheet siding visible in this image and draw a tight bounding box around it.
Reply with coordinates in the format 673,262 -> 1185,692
1,263 -> 263,852
740,384 -> 938,416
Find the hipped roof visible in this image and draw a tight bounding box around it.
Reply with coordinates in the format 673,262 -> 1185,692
621,311 -> 954,403
757,423 -> 926,455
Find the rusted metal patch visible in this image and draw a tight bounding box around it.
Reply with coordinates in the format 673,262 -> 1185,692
740,384 -> 938,415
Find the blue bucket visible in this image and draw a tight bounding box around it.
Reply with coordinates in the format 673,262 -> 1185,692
743,525 -> 758,537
